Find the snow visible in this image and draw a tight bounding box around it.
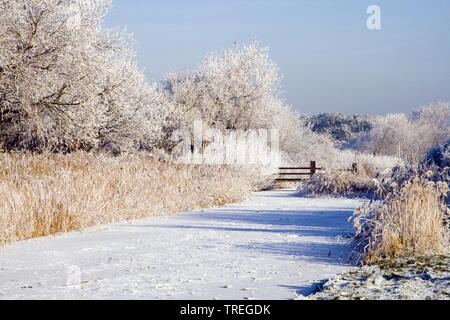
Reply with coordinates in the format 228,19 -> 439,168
302,255 -> 450,300
0,189 -> 365,300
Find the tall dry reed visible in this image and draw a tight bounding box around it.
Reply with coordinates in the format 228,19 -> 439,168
0,152 -> 253,245
297,170 -> 378,198
352,175 -> 449,264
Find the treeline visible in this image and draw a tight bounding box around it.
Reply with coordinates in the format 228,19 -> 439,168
305,104 -> 449,164
0,0 -> 306,160
1,0 -> 448,168
303,113 -> 373,142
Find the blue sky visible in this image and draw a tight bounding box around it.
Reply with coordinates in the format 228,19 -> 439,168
104,0 -> 450,116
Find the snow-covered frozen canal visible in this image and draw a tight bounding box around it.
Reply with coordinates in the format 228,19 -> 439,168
0,190 -> 365,300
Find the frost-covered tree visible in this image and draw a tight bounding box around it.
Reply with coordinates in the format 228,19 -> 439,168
162,42 -> 310,159
410,102 -> 450,150
162,42 -> 354,165
362,102 -> 449,163
0,0 -> 164,152
163,42 -> 283,132
424,139 -> 450,168
366,113 -> 412,158
137,85 -> 182,153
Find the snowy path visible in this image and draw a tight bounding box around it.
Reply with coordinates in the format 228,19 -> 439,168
0,190 -> 365,300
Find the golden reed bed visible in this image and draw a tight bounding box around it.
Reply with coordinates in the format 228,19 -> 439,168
0,152 -> 252,246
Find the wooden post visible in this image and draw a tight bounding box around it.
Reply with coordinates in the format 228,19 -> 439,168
310,161 -> 316,178
352,163 -> 358,174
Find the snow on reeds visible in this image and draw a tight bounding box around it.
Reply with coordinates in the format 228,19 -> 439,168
295,152 -> 402,198
351,174 -> 449,264
297,170 -> 378,198
0,152 -> 252,245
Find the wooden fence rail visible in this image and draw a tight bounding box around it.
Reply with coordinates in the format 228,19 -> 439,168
275,161 -> 357,182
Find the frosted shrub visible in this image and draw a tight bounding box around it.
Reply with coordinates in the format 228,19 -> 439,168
423,139 -> 450,169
